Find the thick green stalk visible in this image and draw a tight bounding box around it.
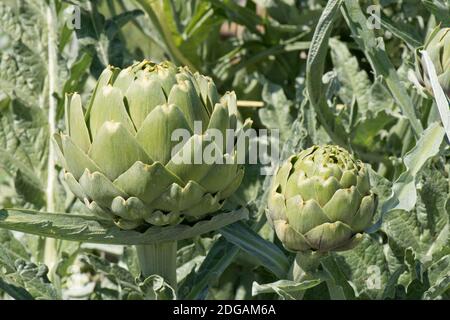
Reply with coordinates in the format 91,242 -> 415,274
43,0 -> 59,272
289,251 -> 326,299
136,241 -> 178,290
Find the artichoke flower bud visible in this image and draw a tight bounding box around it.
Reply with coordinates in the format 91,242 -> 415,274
54,60 -> 249,230
416,27 -> 450,97
267,145 -> 377,253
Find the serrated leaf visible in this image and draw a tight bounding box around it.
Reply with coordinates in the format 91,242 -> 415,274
14,169 -> 46,209
0,229 -> 30,273
329,38 -> 372,112
258,81 -> 293,142
83,254 -> 135,285
0,2 -> 47,107
0,99 -> 47,209
342,0 -> 423,135
0,229 -> 29,260
381,123 -> 445,215
335,235 -> 390,299
1,260 -> 60,300
428,254 -> 450,288
383,165 -> 449,260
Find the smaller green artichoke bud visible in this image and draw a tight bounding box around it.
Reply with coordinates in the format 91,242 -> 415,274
416,27 -> 450,97
267,145 -> 377,253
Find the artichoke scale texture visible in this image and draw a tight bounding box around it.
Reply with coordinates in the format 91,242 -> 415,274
268,145 -> 377,253
55,60 -> 249,230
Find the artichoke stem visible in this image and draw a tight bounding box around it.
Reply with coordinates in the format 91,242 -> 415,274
290,251 -> 325,281
43,238 -> 58,276
136,241 -> 178,290
289,251 -> 326,299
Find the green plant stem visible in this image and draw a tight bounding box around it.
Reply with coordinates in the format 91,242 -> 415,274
136,241 -> 178,290
43,0 -> 58,273
289,251 -> 326,299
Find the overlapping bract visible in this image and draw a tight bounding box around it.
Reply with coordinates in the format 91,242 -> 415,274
54,60 -> 248,230
416,27 -> 450,97
267,145 -> 377,253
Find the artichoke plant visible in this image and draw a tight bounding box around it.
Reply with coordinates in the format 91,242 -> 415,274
54,60 -> 248,231
268,145 -> 377,253
416,27 -> 450,97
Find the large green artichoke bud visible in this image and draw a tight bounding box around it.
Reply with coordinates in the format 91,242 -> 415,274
54,60 -> 248,230
416,27 -> 450,97
267,145 -> 377,253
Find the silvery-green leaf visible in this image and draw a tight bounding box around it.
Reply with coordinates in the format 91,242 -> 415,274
0,207 -> 248,245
